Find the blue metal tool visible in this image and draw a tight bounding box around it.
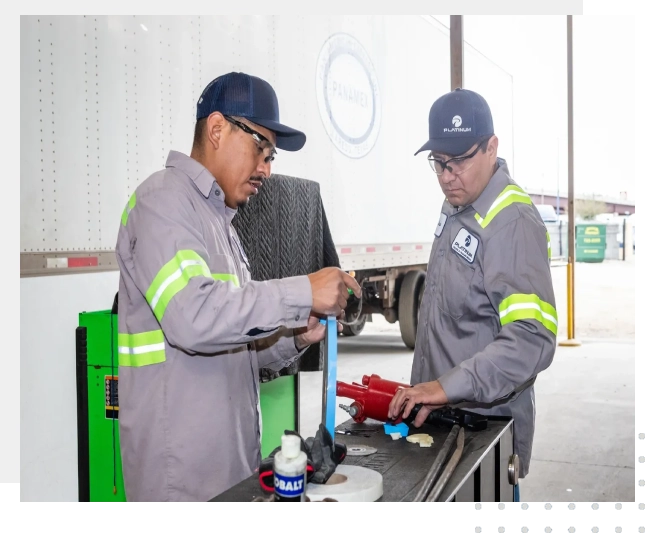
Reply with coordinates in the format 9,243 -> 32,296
321,315 -> 337,443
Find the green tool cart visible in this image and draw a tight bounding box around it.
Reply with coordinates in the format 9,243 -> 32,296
576,223 -> 606,263
76,307 -> 297,502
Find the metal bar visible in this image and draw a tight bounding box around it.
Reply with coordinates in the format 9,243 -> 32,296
450,16 -> 464,90
321,317 -> 338,443
413,424 -> 460,502
21,251 -> 433,278
559,15 -> 582,347
623,218 -> 627,261
426,426 -> 465,501
321,330 -> 328,432
294,372 -> 300,434
479,448 -> 496,502
21,251 -> 119,277
498,422 -> 515,501
567,14 -> 576,337
75,327 -> 90,502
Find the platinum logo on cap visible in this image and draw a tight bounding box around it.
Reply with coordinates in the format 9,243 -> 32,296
444,114 -> 472,133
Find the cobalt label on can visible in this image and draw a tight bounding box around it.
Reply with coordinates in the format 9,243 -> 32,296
274,472 -> 305,501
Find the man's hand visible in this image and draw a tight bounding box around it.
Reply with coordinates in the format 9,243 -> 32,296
388,381 -> 449,427
307,267 -> 361,316
294,314 -> 344,351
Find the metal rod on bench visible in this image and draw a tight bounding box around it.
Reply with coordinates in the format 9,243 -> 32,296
412,423 -> 460,502
426,426 -> 465,502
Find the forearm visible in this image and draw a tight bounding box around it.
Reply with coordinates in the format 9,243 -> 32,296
255,328 -> 309,372
161,275 -> 312,354
438,321 -> 556,404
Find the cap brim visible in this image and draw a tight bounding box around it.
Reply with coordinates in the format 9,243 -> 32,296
414,136 -> 480,157
250,118 -> 306,152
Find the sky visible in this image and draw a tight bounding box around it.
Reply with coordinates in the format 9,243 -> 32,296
432,15 -> 635,202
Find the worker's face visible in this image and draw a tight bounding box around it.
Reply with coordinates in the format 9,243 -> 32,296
429,135 -> 498,207
206,113 -> 277,209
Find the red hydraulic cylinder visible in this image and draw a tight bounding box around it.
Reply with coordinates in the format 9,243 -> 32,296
336,374 -> 411,423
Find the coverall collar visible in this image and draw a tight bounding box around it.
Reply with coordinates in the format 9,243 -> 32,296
165,150 -> 228,214
470,157 -> 511,219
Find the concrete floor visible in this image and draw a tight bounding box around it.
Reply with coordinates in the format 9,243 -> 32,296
298,260 -> 636,502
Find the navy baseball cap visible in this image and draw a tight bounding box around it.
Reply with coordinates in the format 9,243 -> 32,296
196,72 -> 306,151
415,88 -> 494,156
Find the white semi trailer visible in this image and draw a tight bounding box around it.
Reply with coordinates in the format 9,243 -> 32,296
21,14 -> 514,343
20,15 -> 514,501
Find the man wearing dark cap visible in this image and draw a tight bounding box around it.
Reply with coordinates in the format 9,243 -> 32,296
115,72 -> 360,501
388,88 -> 557,501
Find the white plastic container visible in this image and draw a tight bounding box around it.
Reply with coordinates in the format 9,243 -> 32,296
273,435 -> 308,502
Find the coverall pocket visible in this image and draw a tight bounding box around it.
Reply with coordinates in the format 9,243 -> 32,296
437,253 -> 476,320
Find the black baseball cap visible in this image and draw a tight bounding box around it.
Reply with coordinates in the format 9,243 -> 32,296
415,88 -> 494,156
196,72 -> 306,151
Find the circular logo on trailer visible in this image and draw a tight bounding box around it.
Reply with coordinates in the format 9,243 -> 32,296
315,33 -> 381,159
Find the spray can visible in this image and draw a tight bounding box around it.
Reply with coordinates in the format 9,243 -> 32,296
273,434 -> 307,502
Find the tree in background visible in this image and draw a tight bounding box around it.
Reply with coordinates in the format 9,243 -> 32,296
575,199 -> 607,220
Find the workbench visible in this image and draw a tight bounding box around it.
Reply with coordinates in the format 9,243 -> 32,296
209,416 -> 516,502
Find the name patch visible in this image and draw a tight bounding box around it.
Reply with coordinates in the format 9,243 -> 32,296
435,213 -> 448,237
451,228 -> 479,264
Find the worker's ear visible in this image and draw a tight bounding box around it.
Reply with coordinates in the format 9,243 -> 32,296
487,135 -> 499,158
206,112 -> 226,150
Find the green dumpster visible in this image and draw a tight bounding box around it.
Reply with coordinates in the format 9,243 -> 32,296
576,223 -> 606,263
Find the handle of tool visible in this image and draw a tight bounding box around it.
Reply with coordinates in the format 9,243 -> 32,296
412,424 -> 460,502
426,426 -> 465,502
321,315 -> 337,444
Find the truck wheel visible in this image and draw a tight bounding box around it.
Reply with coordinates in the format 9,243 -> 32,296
342,313 -> 367,337
398,270 -> 426,350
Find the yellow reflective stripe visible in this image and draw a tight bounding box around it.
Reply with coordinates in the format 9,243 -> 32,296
499,294 -> 558,335
212,273 -> 240,287
146,250 -> 211,322
118,329 -> 166,367
121,192 -> 137,226
475,185 -> 532,228
546,231 -> 552,260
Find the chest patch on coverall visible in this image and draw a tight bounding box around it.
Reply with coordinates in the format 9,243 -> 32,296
451,228 -> 479,264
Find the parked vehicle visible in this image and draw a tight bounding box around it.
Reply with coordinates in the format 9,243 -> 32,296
536,204 -> 558,223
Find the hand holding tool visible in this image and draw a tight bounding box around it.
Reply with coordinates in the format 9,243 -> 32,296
336,374 -> 487,430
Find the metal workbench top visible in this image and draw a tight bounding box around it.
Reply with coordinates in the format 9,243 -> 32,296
209,415 -> 515,502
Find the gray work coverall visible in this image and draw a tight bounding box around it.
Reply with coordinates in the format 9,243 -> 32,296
411,158 -> 557,478
115,150 -> 313,501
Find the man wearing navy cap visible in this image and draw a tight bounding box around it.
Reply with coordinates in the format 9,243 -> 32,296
115,72 -> 360,501
389,88 -> 557,500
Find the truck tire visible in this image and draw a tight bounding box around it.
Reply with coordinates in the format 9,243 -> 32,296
342,313 -> 367,337
231,174 -> 339,379
398,270 -> 426,350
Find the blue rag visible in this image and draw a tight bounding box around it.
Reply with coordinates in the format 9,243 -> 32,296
383,422 -> 410,438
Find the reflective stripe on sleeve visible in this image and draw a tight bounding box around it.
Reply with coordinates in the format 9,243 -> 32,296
212,273 -> 240,287
145,250 -> 241,321
546,231 -> 552,260
118,329 -> 166,367
499,293 -> 558,335
146,250 -> 212,321
121,192 -> 137,226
